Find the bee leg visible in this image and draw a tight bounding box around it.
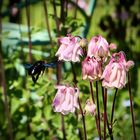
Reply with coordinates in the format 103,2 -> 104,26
41,67 -> 45,76
31,75 -> 36,83
35,71 -> 41,83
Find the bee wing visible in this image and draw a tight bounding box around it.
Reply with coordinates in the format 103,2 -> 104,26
24,64 -> 33,70
43,62 -> 56,68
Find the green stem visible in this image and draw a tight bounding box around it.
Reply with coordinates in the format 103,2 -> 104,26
128,72 -> 137,140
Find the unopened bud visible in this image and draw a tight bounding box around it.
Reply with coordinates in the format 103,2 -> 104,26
79,38 -> 88,48
11,5 -> 19,17
109,43 -> 117,50
126,61 -> 134,71
84,99 -> 96,116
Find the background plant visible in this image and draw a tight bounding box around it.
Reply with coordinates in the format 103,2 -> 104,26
0,0 -> 140,140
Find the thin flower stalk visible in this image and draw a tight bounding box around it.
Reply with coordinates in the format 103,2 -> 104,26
101,86 -> 113,140
89,81 -> 101,139
61,114 -> 66,140
52,0 -> 60,36
0,56 -> 14,140
96,81 -> 102,140
110,89 -> 118,127
60,0 -> 65,24
65,0 -> 68,18
57,63 -> 66,140
74,0 -> 79,19
103,88 -> 107,140
108,88 -> 118,140
128,72 -> 137,140
43,0 -> 53,46
78,97 -> 87,140
52,1 -> 68,138
0,3 -> 13,140
100,60 -> 109,139
25,0 -> 32,63
71,62 -> 87,140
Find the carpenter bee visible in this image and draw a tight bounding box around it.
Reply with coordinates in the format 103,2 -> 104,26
24,61 -> 56,83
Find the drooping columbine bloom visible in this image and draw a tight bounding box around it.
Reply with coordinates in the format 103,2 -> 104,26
84,99 -> 96,116
82,57 -> 102,81
87,35 -> 115,61
55,34 -> 83,62
101,51 -> 134,89
52,85 -> 79,115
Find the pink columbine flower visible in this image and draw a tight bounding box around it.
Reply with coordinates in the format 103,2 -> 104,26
87,35 -> 116,61
101,51 -> 134,89
82,57 -> 102,80
52,85 -> 79,115
55,34 -> 83,62
84,99 -> 96,116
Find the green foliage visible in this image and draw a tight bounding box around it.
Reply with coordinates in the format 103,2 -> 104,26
0,0 -> 140,140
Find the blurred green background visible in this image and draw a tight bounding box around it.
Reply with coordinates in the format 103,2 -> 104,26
0,0 -> 140,139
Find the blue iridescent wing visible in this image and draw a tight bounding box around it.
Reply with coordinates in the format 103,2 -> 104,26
43,62 -> 56,68
24,63 -> 33,70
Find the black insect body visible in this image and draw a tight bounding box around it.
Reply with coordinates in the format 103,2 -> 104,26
24,61 -> 56,83
28,61 -> 45,83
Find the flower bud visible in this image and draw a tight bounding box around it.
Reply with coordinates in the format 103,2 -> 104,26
109,43 -> 117,50
126,61 -> 134,71
79,38 -> 88,48
84,99 -> 96,116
